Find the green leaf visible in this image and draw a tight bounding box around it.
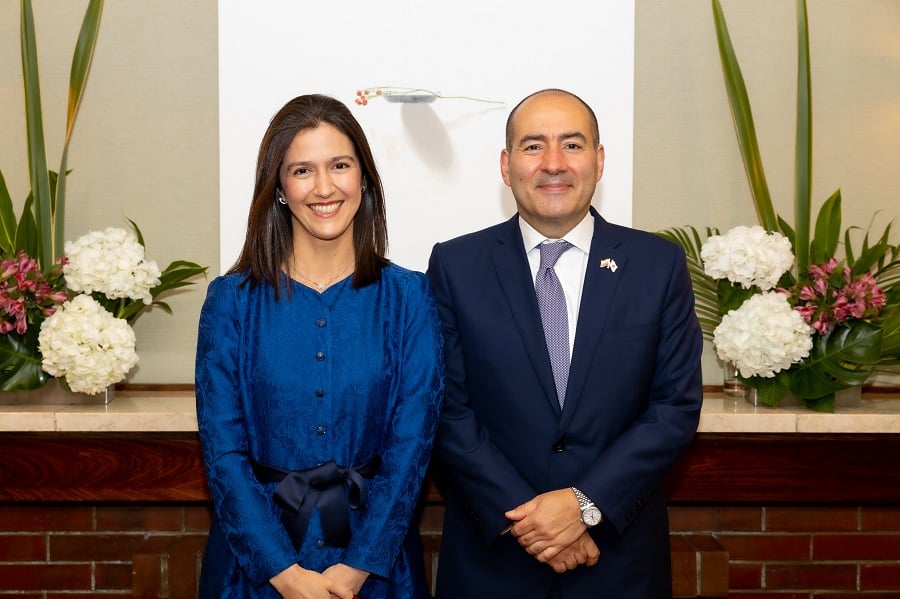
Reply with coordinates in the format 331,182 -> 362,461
20,0 -> 52,270
0,327 -> 50,391
793,0 -> 813,271
789,321 -> 883,398
803,394 -> 835,413
711,0 -> 777,232
120,260 -> 208,325
0,171 -> 16,255
746,372 -> 791,406
656,226 -> 722,340
15,194 -> 38,258
809,189 -> 841,265
55,0 -> 105,256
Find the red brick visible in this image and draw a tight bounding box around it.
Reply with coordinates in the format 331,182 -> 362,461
729,562 -> 763,590
670,535 -> 697,598
668,506 -> 762,532
765,563 -> 857,590
716,533 -> 811,560
861,563 -> 900,591
766,507 -> 858,532
688,535 -> 729,597
95,505 -> 183,531
50,533 -> 177,561
184,505 -> 213,531
0,505 -> 93,532
95,562 -> 133,590
861,507 -> 900,531
0,534 -> 45,560
814,533 -> 900,560
0,563 -> 91,590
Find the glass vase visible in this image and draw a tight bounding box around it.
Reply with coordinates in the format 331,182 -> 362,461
722,361 -> 746,397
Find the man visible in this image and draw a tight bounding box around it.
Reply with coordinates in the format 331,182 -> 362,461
426,89 -> 703,598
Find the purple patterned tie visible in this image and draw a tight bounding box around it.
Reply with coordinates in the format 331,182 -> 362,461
536,241 -> 571,408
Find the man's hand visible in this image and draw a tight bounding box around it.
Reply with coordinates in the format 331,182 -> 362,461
503,488 -> 585,563
546,531 -> 600,573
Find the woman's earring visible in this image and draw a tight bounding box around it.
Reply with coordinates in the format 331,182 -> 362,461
360,179 -> 368,195
275,191 -> 287,205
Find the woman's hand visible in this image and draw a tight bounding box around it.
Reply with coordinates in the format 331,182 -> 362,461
322,563 -> 369,595
269,564 -> 356,599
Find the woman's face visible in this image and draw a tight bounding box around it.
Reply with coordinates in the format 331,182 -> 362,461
279,123 -> 362,246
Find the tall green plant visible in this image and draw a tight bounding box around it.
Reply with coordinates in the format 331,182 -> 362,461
660,0 -> 900,411
711,0 -> 818,270
0,0 -> 104,271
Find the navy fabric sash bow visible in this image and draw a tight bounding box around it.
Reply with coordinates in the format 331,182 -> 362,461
252,455 -> 381,549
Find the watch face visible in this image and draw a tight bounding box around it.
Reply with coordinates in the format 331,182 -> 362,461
582,507 -> 603,527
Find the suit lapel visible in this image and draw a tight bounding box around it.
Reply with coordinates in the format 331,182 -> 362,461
559,213 -> 626,430
490,216 -> 561,415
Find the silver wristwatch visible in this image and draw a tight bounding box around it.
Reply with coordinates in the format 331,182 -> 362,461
572,487 -> 603,527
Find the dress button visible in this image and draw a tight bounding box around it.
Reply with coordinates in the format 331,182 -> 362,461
315,539 -> 325,549
314,389 -> 325,398
316,318 -> 326,327
552,442 -> 566,453
316,425 -> 327,435
315,351 -> 325,361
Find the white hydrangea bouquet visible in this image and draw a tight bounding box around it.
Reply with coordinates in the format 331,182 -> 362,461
1,222 -> 206,395
660,221 -> 894,413
700,226 -> 814,381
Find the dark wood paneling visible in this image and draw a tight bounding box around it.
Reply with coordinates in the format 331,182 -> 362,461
2,432 -> 899,504
664,433 -> 900,504
0,434 -> 208,502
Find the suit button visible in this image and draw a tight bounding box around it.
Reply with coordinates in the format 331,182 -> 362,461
552,442 -> 566,453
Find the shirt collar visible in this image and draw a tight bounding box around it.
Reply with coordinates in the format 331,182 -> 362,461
519,211 -> 594,255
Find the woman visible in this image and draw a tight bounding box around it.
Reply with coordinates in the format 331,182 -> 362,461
196,94 -> 444,599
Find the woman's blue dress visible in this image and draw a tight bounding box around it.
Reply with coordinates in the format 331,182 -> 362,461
195,265 -> 444,598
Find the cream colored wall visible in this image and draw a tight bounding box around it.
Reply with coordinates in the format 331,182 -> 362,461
2,1 -> 898,384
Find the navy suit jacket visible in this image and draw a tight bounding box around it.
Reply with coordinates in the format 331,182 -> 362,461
426,209 -> 703,598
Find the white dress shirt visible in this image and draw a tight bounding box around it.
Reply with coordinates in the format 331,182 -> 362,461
519,212 -> 595,361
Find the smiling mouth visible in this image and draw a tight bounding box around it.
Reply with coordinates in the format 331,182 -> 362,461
538,183 -> 572,193
309,201 -> 343,217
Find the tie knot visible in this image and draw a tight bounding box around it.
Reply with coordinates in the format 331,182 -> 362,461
539,241 -> 571,270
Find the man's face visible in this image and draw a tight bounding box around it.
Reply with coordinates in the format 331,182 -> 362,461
501,92 -> 604,238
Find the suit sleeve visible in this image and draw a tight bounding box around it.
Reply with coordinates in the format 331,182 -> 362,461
575,244 -> 703,535
427,243 -> 539,544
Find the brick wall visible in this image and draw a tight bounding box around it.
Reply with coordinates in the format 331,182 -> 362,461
0,504 -> 211,598
669,505 -> 900,598
4,430 -> 899,597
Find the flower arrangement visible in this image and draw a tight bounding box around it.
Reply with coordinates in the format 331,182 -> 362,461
658,0 -> 900,412
0,223 -> 205,394
354,86 -> 503,106
0,0 -> 206,395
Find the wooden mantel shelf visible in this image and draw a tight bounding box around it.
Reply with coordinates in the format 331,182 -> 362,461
1,389 -> 899,434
